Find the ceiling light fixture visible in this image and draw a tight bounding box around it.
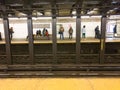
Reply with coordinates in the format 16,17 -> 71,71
72,10 -> 76,15
32,10 -> 43,16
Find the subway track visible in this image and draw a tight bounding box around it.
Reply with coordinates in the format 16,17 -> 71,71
0,38 -> 120,77
0,64 -> 120,77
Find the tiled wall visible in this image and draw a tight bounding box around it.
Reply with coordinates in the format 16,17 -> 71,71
1,16 -> 120,39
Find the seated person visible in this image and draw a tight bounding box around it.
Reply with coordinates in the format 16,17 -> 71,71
36,30 -> 39,38
26,34 -> 35,40
42,28 -> 46,37
38,30 -> 42,36
45,30 -> 49,39
36,30 -> 42,38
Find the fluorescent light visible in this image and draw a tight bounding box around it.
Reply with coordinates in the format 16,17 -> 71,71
72,16 -> 76,18
91,15 -> 102,18
14,10 -> 27,17
8,14 -> 12,17
37,12 -> 43,16
32,17 -> 37,20
81,16 -> 90,18
10,4 -> 23,7
114,8 -> 118,10
32,10 -> 43,16
8,18 -> 27,20
72,11 -> 76,15
93,8 -> 99,11
35,17 -> 52,19
112,1 -> 117,4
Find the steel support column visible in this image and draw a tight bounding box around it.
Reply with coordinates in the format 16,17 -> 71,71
52,17 -> 57,63
100,15 -> 107,64
76,8 -> 81,63
3,16 -> 12,64
27,15 -> 34,64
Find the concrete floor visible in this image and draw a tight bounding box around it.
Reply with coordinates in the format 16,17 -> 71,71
0,38 -> 120,44
0,78 -> 120,90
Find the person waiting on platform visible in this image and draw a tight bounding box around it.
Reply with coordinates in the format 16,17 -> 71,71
36,30 -> 39,38
113,25 -> 117,37
9,27 -> 14,40
36,29 -> 41,38
82,25 -> 86,38
42,28 -> 46,37
95,26 -> 101,39
45,29 -> 49,39
38,30 -> 42,36
59,25 -> 64,40
0,32 -> 2,40
68,26 -> 73,39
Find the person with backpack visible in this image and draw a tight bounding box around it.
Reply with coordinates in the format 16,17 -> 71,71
59,25 -> 64,40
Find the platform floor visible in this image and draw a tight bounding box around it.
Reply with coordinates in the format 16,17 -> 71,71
0,38 -> 120,44
0,78 -> 120,90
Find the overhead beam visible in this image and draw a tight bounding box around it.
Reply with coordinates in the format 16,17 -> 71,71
70,0 -> 83,16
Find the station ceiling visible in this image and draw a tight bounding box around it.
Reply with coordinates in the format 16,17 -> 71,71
0,0 -> 120,17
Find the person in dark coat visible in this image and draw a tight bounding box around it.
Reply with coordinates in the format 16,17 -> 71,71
95,26 -> 100,39
42,28 -> 46,37
68,26 -> 73,39
0,32 -> 2,40
36,30 -> 39,38
38,30 -> 41,36
113,25 -> 117,37
9,27 -> 14,40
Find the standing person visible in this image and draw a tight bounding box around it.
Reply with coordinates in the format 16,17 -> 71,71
113,25 -> 117,37
9,27 -> 14,40
95,26 -> 99,38
0,32 -> 2,40
59,25 -> 64,40
42,28 -> 46,37
95,26 -> 101,39
38,29 -> 42,36
82,25 -> 86,38
36,30 -> 39,38
68,26 -> 73,39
